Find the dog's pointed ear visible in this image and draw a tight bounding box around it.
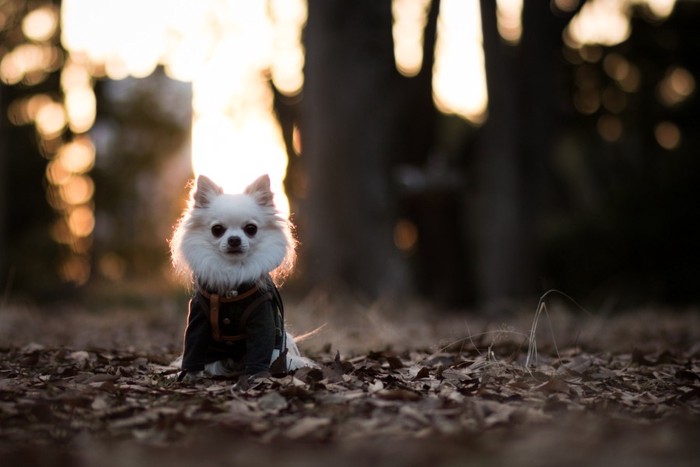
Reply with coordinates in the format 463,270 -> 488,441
193,175 -> 223,208
244,174 -> 274,207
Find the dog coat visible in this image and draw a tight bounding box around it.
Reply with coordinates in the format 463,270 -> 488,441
181,276 -> 286,375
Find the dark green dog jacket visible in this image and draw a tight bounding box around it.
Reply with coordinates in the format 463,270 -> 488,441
181,277 -> 285,376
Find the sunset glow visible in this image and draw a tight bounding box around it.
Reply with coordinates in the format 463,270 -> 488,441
59,0 -> 494,212
1,0 -> 684,287
62,0 -> 297,212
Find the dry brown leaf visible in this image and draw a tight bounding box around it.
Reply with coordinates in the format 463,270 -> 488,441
283,417 -> 331,439
376,388 -> 422,401
534,378 -> 571,395
258,392 -> 288,413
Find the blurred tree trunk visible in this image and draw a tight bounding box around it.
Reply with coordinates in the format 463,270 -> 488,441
394,0 -> 471,306
474,1 -> 567,308
0,1 -> 64,299
0,87 -> 7,289
517,1 -> 570,292
302,0 -> 408,297
475,0 -> 524,307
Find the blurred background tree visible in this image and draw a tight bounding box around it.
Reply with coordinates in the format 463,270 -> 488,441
1,0 -> 69,298
89,74 -> 191,290
297,0 -> 700,308
0,0 -> 191,301
1,0 -> 698,310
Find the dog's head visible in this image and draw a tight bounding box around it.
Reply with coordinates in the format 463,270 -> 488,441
171,174 -> 295,292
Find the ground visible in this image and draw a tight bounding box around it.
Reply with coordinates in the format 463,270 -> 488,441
1,291 -> 699,466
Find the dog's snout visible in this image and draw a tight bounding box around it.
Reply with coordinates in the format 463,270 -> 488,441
228,236 -> 242,248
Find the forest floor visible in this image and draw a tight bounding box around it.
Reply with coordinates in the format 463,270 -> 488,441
1,290 -> 699,466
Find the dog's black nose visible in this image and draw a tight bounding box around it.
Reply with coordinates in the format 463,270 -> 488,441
228,236 -> 241,248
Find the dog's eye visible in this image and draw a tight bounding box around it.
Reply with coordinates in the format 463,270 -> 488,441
211,224 -> 226,238
243,223 -> 258,237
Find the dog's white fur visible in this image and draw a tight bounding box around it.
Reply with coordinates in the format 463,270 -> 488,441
171,174 -> 295,292
171,174 -> 314,374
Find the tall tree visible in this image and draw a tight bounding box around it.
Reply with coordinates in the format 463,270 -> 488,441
0,0 -> 64,298
474,0 -> 570,308
0,84 -> 7,292
393,0 -> 472,306
474,0 -> 527,307
302,0 -> 407,298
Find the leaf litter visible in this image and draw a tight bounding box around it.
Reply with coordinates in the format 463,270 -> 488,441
0,302 -> 699,466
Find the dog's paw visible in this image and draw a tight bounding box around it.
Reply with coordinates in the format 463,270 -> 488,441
231,371 -> 272,391
177,369 -> 205,383
287,354 -> 319,371
204,358 -> 243,377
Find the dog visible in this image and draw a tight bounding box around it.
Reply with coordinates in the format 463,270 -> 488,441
170,174 -> 315,381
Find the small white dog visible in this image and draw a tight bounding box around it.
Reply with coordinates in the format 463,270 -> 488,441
170,174 -> 314,380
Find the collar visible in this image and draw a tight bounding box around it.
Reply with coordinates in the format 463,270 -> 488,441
197,283 -> 259,302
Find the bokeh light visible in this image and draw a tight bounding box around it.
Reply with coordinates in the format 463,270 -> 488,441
565,0 -> 676,48
67,205 -> 95,238
654,121 -> 681,150
433,0 -> 488,123
34,100 -> 66,138
566,0 -> 631,47
394,219 -> 419,253
597,114 -> 623,142
657,66 -> 695,107
0,42 -> 62,85
602,52 -> 641,93
56,137 -> 95,174
270,0 -> 307,95
392,0 -> 431,77
497,0 -> 523,45
22,4 -> 59,42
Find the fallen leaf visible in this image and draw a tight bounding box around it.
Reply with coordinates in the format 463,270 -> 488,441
413,367 -> 431,380
534,378 -> 570,395
377,388 -> 421,401
283,417 -> 331,439
675,370 -> 700,382
258,392 -> 288,413
68,350 -> 90,364
386,356 -> 404,370
367,379 -> 383,393
632,349 -> 654,366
